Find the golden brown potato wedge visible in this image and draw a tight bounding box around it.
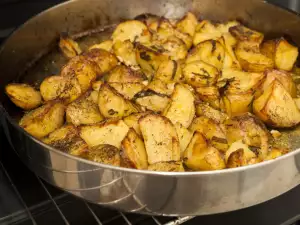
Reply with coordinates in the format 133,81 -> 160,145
121,128 -> 148,169
92,80 -> 104,92
109,82 -> 145,100
112,20 -> 151,44
139,114 -> 180,164
225,113 -> 270,159
155,60 -> 183,82
79,119 -> 129,148
253,80 -> 300,128
294,98 -> 300,110
106,65 -> 147,83
58,77 -> 83,104
193,20 -> 221,46
183,60 -> 220,87
224,92 -> 254,116
19,101 -> 65,138
134,13 -> 159,27
275,38 -> 298,71
163,84 -> 195,128
260,40 -> 276,60
186,40 -> 225,70
176,12 -> 198,37
113,40 -> 139,70
66,92 -> 104,126
123,112 -> 149,136
229,25 -> 264,44
225,140 -> 259,168
195,86 -> 220,109
61,55 -> 99,93
174,122 -> 193,157
155,36 -> 188,60
134,90 -> 170,113
40,76 -> 69,102
265,147 -> 289,160
183,132 -> 225,171
146,79 -> 175,96
148,161 -> 184,172
82,48 -> 118,75
89,40 -> 113,52
98,84 -> 139,118
88,144 -> 120,166
221,33 -> 241,69
59,34 -> 82,58
196,102 -> 228,123
190,116 -> 228,152
5,83 -> 42,110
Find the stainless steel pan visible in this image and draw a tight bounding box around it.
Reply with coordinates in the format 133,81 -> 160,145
1,0 -> 300,216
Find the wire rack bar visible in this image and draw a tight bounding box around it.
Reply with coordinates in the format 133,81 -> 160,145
84,202 -> 103,225
152,216 -> 162,225
0,161 -> 37,225
163,216 -> 195,225
119,211 -> 133,225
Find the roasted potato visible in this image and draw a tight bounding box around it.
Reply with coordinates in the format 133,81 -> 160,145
112,20 -> 151,44
109,82 -> 145,100
98,84 -> 139,118
253,80 -> 300,128
66,92 -> 103,126
88,144 -> 120,166
225,140 -> 259,168
155,60 -> 183,82
82,48 -> 118,75
275,38 -> 298,71
183,132 -> 225,171
106,65 -> 147,83
92,80 -> 104,92
193,20 -> 221,46
133,90 -> 170,113
186,40 -> 225,70
195,86 -> 220,109
225,113 -> 270,159
148,161 -> 184,172
139,114 -> 180,164
146,79 -> 175,96
121,128 -> 148,169
113,40 -> 139,70
5,83 -> 42,110
222,33 -> 241,69
79,119 -> 129,148
155,36 -> 188,60
163,84 -> 195,128
224,92 -> 254,116
175,122 -> 193,157
40,76 -> 69,102
58,77 -> 83,104
229,25 -> 264,44
123,112 -> 149,136
19,101 -> 65,138
176,12 -> 198,37
260,39 -> 276,60
183,60 -> 220,87
59,34 -> 82,58
89,40 -> 113,52
265,147 -> 289,160
196,102 -> 228,123
190,116 -> 228,152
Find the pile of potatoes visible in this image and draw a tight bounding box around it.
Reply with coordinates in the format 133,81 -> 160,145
5,12 -> 300,171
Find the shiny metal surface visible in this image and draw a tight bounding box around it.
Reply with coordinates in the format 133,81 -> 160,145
1,0 -> 300,216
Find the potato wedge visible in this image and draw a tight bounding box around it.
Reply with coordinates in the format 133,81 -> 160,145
229,25 -> 264,44
82,48 -> 118,75
156,36 -> 188,60
186,40 -> 225,70
265,147 -> 289,160
195,86 -> 220,109
176,12 -> 198,37
123,112 -> 149,136
98,84 -> 139,118
163,84 -> 195,128
260,40 -> 276,60
225,92 -> 254,116
174,122 -> 193,157
5,83 -> 42,110
112,20 -> 151,44
121,128 -> 148,169
134,90 -> 170,113
196,102 -> 228,123
92,80 -> 104,91
253,80 -> 300,128
139,114 -> 180,164
134,13 -> 159,27
113,40 -> 139,70
109,82 -> 145,100
40,76 -> 69,102
221,33 -> 241,69
225,113 -> 270,159
183,132 -> 225,171
19,101 -> 65,138
193,20 -> 221,46
66,92 -> 103,126
89,40 -> 113,52
59,34 -> 82,58
61,55 -> 99,92
225,140 -> 259,168
155,60 -> 182,82
79,119 -> 129,148
58,76 -> 83,104
88,144 -> 120,166
106,65 -> 147,83
275,38 -> 298,71
147,79 -> 175,96
190,116 -> 228,152
148,161 -> 184,172
183,60 -> 220,87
